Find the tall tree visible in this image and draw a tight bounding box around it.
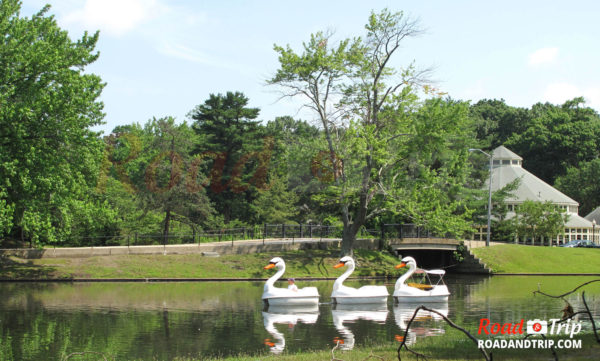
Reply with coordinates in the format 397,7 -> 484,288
265,116 -> 325,223
270,9 -> 474,255
0,1 -> 105,245
555,158 -> 600,216
129,117 -> 214,242
189,92 -> 266,224
469,99 -> 531,149
506,97 -> 600,184
513,200 -> 569,245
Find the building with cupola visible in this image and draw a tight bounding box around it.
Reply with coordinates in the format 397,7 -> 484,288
472,145 -> 598,244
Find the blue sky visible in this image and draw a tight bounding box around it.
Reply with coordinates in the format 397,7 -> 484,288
21,0 -> 600,134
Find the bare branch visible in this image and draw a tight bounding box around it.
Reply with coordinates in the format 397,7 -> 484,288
397,305 -> 491,361
533,279 -> 600,299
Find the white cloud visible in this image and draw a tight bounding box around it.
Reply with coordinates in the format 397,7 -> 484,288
542,82 -> 600,109
528,47 -> 559,66
62,0 -> 165,36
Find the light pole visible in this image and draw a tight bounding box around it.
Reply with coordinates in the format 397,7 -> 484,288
469,148 -> 493,247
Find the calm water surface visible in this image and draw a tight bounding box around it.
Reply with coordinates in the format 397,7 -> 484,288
1,276 -> 599,360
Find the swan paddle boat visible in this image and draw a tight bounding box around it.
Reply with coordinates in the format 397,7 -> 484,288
331,256 -> 389,304
393,256 -> 450,302
262,257 -> 320,306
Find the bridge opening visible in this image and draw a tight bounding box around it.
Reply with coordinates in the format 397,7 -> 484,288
392,249 -> 457,271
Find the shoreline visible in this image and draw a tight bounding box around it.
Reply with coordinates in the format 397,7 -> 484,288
2,273 -> 600,283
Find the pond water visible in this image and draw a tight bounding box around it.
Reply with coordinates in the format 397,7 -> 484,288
1,276 -> 599,360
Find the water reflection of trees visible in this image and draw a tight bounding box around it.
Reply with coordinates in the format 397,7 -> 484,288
1,278 -> 598,360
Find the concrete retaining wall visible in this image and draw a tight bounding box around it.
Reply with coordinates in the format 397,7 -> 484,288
0,238 -> 380,259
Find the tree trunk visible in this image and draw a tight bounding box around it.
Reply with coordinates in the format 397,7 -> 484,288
340,226 -> 356,256
163,209 -> 171,245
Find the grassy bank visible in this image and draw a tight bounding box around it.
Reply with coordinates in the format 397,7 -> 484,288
471,244 -> 600,274
0,249 -> 400,280
186,333 -> 600,361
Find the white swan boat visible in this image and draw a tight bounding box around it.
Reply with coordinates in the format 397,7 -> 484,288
393,256 -> 450,302
331,256 -> 389,304
262,257 -> 320,306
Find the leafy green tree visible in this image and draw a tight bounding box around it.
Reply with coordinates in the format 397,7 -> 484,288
270,9 -> 475,254
384,98 -> 476,237
189,92 -> 267,224
555,158 -> 600,216
506,98 -> 600,184
251,174 -> 299,224
513,200 -> 569,245
0,1 -> 105,245
134,117 -> 214,242
469,99 -> 531,149
265,116 -> 326,223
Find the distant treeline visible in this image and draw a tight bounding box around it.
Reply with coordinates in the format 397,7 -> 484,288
2,1 -> 600,248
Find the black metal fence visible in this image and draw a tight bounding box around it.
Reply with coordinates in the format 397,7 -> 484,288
380,223 -> 455,240
43,224 -> 346,248
4,223 -> 452,249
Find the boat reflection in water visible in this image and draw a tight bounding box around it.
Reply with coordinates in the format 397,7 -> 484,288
393,302 -> 448,346
332,303 -> 389,350
262,305 -> 319,354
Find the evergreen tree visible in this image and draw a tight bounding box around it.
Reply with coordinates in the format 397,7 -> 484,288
189,92 -> 267,224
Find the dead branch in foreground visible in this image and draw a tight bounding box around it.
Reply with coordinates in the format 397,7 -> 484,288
533,279 -> 600,300
396,305 -> 491,361
534,279 -> 600,344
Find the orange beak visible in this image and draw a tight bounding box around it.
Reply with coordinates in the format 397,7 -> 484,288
264,263 -> 275,270
333,337 -> 344,344
395,262 -> 406,269
333,262 -> 345,269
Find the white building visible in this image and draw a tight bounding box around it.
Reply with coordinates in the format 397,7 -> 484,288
472,145 -> 598,245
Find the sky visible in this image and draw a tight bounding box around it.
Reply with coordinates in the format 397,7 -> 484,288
20,0 -> 600,134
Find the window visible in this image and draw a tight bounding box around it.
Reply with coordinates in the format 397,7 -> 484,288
502,160 -> 510,165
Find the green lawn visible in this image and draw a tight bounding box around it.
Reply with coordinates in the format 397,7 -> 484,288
0,249 -> 401,280
472,244 -> 600,274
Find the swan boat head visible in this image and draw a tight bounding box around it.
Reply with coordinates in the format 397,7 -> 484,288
393,256 -> 449,302
264,257 -> 285,271
334,256 -> 355,270
332,256 -> 388,304
262,257 -> 319,306
395,256 -> 417,270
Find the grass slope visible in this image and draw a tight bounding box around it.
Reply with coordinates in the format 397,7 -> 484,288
472,244 -> 600,274
0,249 -> 401,280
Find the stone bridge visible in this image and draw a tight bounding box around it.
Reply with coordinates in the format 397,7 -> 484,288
388,237 -> 461,252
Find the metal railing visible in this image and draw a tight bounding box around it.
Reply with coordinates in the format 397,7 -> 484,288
27,224 -> 347,248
